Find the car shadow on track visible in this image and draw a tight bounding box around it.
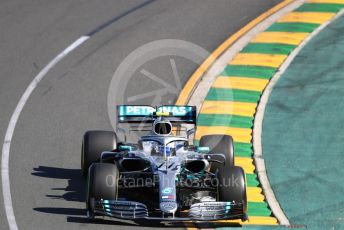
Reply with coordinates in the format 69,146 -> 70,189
32,166 -> 86,217
31,166 -> 196,228
32,166 -> 85,202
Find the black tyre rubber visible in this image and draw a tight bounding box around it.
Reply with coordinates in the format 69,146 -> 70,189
199,134 -> 234,172
81,130 -> 117,177
217,166 -> 247,216
86,163 -> 119,217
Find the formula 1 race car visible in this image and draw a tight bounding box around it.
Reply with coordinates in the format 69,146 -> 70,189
81,105 -> 248,221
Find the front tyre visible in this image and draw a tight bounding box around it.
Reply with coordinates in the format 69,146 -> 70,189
86,163 -> 119,217
199,134 -> 234,172
81,130 -> 117,177
217,166 -> 247,219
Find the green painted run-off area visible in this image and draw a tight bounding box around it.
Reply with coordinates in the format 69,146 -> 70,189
262,14 -> 344,230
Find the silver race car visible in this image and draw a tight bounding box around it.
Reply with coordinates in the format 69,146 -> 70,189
81,105 -> 248,222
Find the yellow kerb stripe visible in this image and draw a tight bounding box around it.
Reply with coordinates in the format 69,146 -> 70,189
247,191 -> 265,202
195,126 -> 252,144
235,157 -> 256,174
213,77 -> 269,92
229,53 -> 287,68
200,101 -> 257,117
252,32 -> 309,45
247,186 -> 263,195
308,0 -> 344,4
246,187 -> 266,203
216,216 -> 278,225
278,12 -> 335,24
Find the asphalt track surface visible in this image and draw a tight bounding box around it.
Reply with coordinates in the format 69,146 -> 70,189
0,1 -> 281,229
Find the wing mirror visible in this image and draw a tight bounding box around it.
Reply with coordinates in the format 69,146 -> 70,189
204,153 -> 226,165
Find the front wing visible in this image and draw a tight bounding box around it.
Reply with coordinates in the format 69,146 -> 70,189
92,200 -> 245,221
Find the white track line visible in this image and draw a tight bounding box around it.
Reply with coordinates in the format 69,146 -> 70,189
1,35 -> 89,230
253,8 -> 344,227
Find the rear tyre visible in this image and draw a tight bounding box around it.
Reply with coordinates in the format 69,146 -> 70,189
217,166 -> 247,219
86,163 -> 119,217
199,134 -> 234,172
81,130 -> 117,177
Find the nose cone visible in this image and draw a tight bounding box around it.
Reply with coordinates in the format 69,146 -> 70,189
160,202 -> 178,213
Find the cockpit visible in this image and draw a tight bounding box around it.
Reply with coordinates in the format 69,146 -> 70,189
140,138 -> 188,157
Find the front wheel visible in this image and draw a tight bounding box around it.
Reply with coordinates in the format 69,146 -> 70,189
217,166 -> 247,219
81,130 -> 117,177
199,134 -> 234,172
86,163 -> 119,217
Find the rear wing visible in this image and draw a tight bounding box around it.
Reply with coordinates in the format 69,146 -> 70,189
117,105 -> 196,124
